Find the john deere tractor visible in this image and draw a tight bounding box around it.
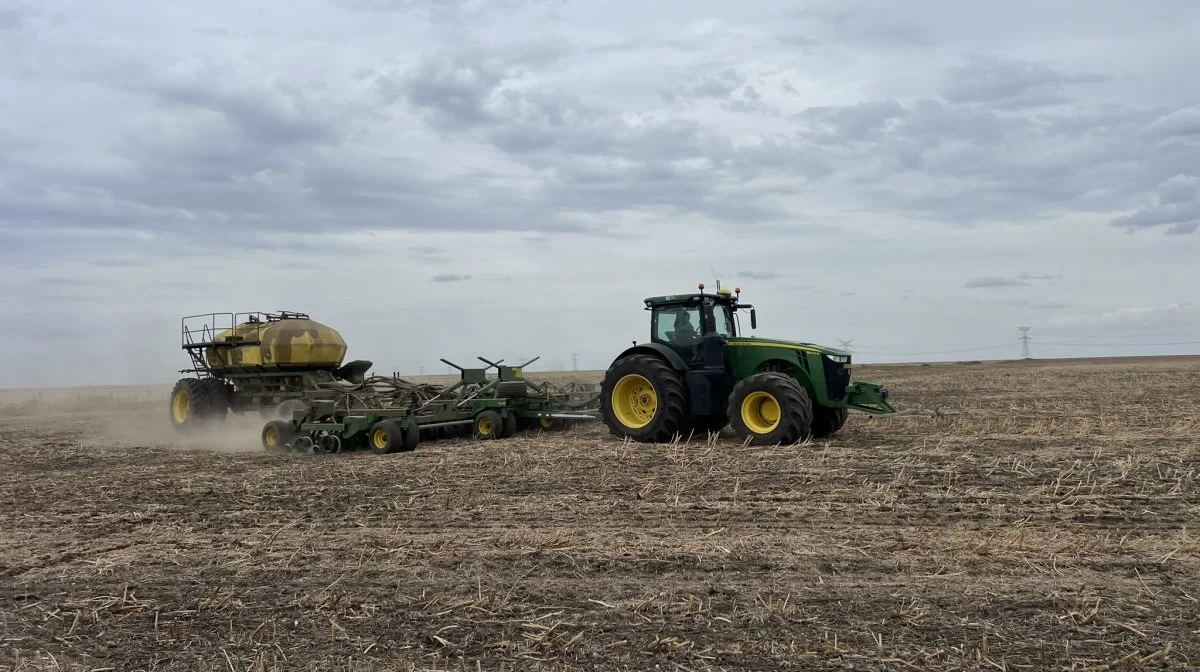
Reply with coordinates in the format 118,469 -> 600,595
599,284 -> 898,445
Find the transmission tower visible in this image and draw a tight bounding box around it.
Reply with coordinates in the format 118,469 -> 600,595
571,353 -> 579,370
837,339 -> 853,353
1018,327 -> 1032,359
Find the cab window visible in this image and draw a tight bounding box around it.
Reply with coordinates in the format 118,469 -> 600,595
709,304 -> 735,337
653,307 -> 702,346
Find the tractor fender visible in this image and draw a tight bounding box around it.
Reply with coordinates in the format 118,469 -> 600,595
612,343 -> 689,372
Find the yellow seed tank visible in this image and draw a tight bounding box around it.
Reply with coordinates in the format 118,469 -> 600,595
204,316 -> 348,370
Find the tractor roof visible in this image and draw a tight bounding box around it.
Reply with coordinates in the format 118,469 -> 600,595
644,286 -> 742,308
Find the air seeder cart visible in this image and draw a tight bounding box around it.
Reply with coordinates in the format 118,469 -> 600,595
170,311 -> 375,431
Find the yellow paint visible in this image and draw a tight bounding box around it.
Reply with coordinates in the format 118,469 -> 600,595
372,429 -> 388,450
729,340 -> 824,354
740,390 -> 780,434
512,367 -> 523,378
263,424 -> 279,446
206,318 -> 348,369
611,373 -> 657,429
477,416 -> 493,435
718,288 -> 732,296
172,389 -> 189,423
540,416 -> 553,429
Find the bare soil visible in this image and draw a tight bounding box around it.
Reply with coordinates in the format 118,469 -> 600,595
2,357 -> 1199,670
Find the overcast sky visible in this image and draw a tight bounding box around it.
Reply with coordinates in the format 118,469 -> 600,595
2,0 -> 1199,387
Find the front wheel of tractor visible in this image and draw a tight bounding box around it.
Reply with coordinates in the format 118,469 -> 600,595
599,354 -> 689,443
726,372 -> 814,446
810,405 -> 848,439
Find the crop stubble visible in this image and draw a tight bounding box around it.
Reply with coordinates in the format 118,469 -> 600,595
1,358 -> 1199,670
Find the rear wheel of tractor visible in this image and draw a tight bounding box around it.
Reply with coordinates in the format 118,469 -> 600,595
599,354 -> 689,443
474,410 -> 503,440
169,378 -> 212,432
810,405 -> 848,439
727,373 -> 814,446
261,420 -> 294,452
368,420 -> 405,455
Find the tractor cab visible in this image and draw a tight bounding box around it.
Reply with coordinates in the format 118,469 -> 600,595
644,283 -> 755,366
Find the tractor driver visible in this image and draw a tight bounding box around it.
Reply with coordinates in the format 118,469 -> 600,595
669,308 -> 700,345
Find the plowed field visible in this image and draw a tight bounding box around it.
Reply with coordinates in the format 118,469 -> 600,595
3,357 -> 1199,670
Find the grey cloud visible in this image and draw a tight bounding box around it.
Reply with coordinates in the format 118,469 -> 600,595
965,272 -> 1059,288
738,271 -> 781,280
1031,301 -> 1071,310
1144,107 -> 1200,140
1109,174 -> 1200,234
941,55 -> 1108,109
431,273 -> 471,282
791,87 -> 1197,228
964,277 -> 1031,289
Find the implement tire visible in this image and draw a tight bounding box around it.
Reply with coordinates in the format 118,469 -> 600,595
600,354 -> 689,443
169,378 -> 212,432
261,420 -> 295,452
368,420 -> 406,455
727,372 -> 813,445
474,410 -> 503,440
810,405 -> 848,439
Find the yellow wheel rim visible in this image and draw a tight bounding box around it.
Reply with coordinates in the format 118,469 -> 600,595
172,390 -> 189,423
478,417 -> 492,435
611,374 -> 657,429
741,391 -> 781,434
540,417 -> 553,429
372,429 -> 388,450
264,425 -> 279,446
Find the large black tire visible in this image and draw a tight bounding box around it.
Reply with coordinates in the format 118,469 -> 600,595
198,379 -> 231,423
599,354 -> 690,443
168,378 -> 213,432
727,372 -> 814,445
810,405 -> 848,439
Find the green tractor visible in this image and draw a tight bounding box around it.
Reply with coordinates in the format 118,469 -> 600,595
599,283 -> 899,445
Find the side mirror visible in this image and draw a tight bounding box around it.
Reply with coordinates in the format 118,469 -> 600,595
750,309 -> 757,330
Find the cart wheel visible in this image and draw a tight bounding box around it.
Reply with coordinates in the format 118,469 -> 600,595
400,421 -> 420,452
501,413 -> 517,438
368,420 -> 405,454
261,420 -> 294,452
473,410 -> 503,440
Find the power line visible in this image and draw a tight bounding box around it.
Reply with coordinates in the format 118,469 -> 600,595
1037,340 -> 1200,347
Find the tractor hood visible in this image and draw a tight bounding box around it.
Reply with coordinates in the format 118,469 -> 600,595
726,336 -> 850,358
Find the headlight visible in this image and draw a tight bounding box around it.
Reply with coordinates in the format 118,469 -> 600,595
826,355 -> 849,363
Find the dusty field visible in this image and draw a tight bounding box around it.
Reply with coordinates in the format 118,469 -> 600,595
2,357 -> 1199,670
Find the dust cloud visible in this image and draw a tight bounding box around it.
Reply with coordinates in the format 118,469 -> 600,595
95,405 -> 269,454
